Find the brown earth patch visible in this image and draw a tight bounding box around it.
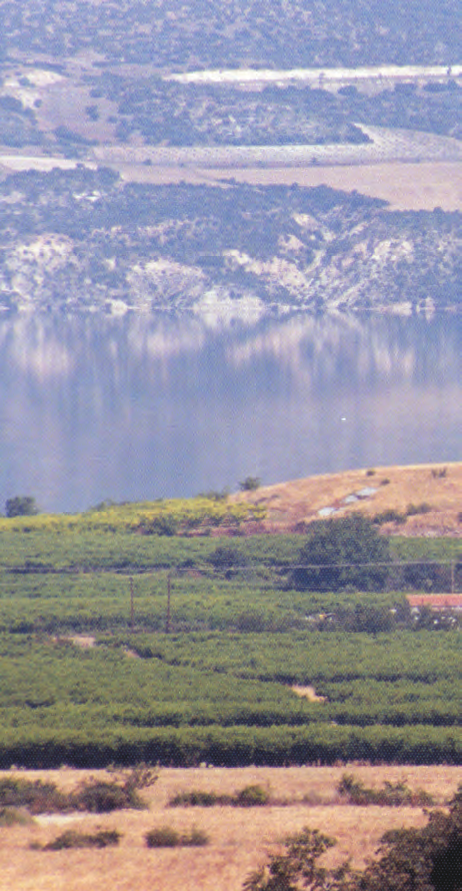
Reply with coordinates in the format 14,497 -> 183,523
234,461 -> 462,536
0,765 -> 459,891
291,685 -> 326,703
57,635 -> 96,649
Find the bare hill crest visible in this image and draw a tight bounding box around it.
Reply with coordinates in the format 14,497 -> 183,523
234,462 -> 462,536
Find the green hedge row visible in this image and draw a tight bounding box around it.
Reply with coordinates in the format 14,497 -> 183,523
0,724 -> 459,769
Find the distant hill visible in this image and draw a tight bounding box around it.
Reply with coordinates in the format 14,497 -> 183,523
0,0 -> 459,68
0,2 -> 460,315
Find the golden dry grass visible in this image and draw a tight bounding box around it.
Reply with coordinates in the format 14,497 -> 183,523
234,461 -> 462,536
1,765 -> 460,891
104,161 -> 462,212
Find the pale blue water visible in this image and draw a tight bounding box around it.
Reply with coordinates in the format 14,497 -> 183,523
0,312 -> 460,514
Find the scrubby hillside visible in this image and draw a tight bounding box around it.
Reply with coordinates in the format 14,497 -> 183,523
0,172 -> 460,314
0,0 -> 459,68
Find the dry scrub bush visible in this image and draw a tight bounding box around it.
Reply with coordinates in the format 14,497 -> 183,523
169,784 -> 269,808
0,765 -> 158,815
337,774 -> 434,807
145,825 -> 209,848
43,829 -> 122,850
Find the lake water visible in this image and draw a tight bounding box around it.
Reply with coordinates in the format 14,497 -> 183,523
0,312 -> 460,514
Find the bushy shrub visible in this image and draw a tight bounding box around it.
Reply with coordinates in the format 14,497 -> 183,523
406,502 -> 432,516
373,508 -> 407,525
0,778 -> 68,814
169,784 -> 269,808
136,515 -> 179,536
169,789 -> 219,807
5,496 -> 38,518
206,544 -> 247,577
182,826 -> 209,846
145,825 -> 180,847
44,829 -> 121,850
76,780 -> 135,813
238,477 -> 261,491
145,825 -> 209,847
234,784 -> 269,807
75,765 -> 157,812
235,611 -> 267,632
0,806 -> 32,826
337,773 -> 434,807
0,767 -> 157,816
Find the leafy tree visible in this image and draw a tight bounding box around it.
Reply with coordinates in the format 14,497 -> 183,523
239,476 -> 261,492
206,544 -> 247,578
243,827 -> 339,891
5,496 -> 38,518
243,788 -> 462,891
291,514 -> 391,592
356,786 -> 462,891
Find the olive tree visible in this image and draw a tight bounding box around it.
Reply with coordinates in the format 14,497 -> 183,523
243,788 -> 462,891
290,513 -> 391,592
5,496 -> 39,518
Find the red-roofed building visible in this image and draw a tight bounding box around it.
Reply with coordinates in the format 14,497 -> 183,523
407,594 -> 462,611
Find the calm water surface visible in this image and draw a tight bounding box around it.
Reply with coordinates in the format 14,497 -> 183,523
0,312 -> 460,514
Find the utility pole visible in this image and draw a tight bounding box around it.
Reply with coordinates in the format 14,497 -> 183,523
166,573 -> 171,633
130,576 -> 134,631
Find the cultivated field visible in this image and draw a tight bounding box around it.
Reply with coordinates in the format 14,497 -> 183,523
1,765 -> 460,891
1,56 -> 461,211
80,159 -> 461,212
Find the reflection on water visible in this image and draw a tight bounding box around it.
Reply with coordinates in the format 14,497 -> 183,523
0,312 -> 460,513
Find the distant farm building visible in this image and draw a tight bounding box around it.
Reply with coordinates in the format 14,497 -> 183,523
407,594 -> 462,612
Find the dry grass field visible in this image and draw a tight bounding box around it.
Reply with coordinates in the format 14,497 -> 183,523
234,461 -> 462,536
1,765 -> 460,891
111,161 -> 462,212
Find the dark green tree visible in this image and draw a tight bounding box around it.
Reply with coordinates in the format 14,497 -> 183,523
5,496 -> 39,518
356,786 -> 462,891
243,789 -> 462,891
239,476 -> 261,492
206,544 -> 247,578
243,828 -> 339,891
291,514 -> 391,592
